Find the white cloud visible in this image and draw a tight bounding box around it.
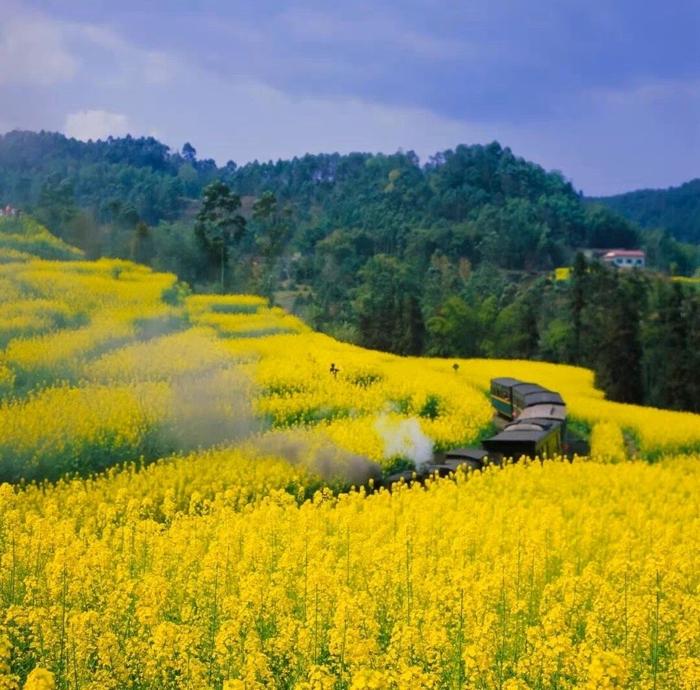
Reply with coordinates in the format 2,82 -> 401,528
0,14 -> 77,85
64,110 -> 130,141
0,5 -> 178,90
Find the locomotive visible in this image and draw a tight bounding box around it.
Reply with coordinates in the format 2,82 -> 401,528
380,377 -> 568,487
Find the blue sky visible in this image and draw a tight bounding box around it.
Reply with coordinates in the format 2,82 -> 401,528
1,1 -> 698,195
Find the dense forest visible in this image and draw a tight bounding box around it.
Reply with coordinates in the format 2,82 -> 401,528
594,178 -> 700,244
1,129 -> 699,412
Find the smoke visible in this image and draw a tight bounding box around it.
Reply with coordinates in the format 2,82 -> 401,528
165,364 -> 383,485
84,320 -> 385,484
255,430 -> 382,485
375,415 -> 433,470
165,364 -> 263,451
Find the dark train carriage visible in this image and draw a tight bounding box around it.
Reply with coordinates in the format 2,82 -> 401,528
382,448 -> 491,488
489,377 -> 523,419
511,384 -> 564,418
380,469 -> 426,488
482,421 -> 562,460
505,417 -> 563,449
505,417 -> 559,431
443,447 -> 490,463
441,447 -> 491,471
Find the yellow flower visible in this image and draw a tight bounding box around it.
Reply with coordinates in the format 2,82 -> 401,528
22,669 -> 54,690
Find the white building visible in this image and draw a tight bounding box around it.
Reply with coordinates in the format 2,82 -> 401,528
0,205 -> 20,217
601,249 -> 645,269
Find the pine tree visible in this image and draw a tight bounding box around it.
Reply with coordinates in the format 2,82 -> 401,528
569,252 -> 588,361
594,272 -> 644,403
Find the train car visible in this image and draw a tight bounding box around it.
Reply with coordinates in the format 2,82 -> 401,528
518,403 -> 567,439
482,420 -> 562,459
511,383 -> 564,418
489,377 -> 523,419
518,403 -> 567,422
505,417 -> 563,449
381,469 -> 424,486
440,447 -> 491,471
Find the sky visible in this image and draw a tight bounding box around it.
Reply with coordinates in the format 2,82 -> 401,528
0,1 -> 698,196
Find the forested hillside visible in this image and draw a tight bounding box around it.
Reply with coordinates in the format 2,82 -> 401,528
1,130 -> 699,412
594,178 -> 700,244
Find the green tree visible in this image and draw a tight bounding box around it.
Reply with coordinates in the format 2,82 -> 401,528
354,255 -> 424,355
584,205 -> 640,248
686,290 -> 700,411
426,296 -> 482,357
251,191 -> 292,298
486,289 -> 541,359
130,221 -> 155,265
36,175 -> 77,235
569,252 -> 588,361
195,181 -> 246,291
592,272 -> 645,404
182,142 -> 197,162
643,282 -> 695,410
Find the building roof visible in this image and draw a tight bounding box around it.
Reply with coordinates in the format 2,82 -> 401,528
603,249 -> 645,258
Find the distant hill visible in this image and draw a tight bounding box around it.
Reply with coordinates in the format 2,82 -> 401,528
1,129 -> 642,262
1,129 -> 698,281
593,179 -> 700,244
0,130 -> 220,226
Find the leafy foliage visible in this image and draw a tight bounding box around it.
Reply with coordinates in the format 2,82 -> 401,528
194,181 -> 246,290
594,177 -> 700,244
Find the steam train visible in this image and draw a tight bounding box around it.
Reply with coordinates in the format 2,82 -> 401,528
380,377 -> 569,486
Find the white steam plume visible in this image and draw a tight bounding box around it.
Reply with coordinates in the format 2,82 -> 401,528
375,415 -> 433,470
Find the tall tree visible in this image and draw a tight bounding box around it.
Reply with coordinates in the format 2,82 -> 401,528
569,252 -> 588,361
426,296 -> 482,357
685,290 -> 700,412
195,181 -> 246,291
592,272 -> 645,403
251,191 -> 292,297
131,221 -> 156,265
182,142 -> 197,163
354,255 -> 425,355
644,282 -> 695,411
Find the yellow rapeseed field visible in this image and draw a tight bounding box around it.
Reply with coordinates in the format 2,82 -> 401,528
0,224 -> 699,688
0,456 -> 698,689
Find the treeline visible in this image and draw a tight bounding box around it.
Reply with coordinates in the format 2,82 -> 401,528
594,178 -> 700,245
382,253 -> 698,412
0,131 -> 220,255
2,130 -> 699,411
